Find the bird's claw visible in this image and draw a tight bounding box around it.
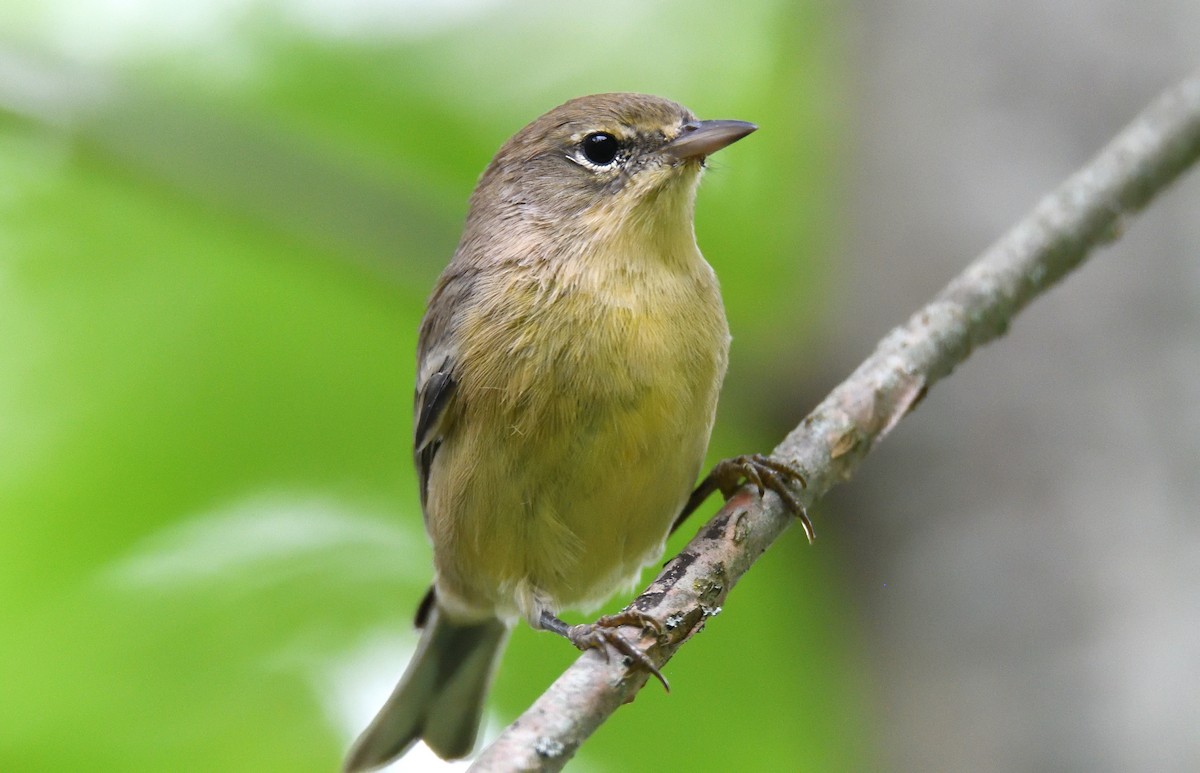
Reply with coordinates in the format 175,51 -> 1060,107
708,454 -> 815,543
566,610 -> 669,691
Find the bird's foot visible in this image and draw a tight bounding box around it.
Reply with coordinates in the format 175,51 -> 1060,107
539,609 -> 668,691
674,453 -> 814,542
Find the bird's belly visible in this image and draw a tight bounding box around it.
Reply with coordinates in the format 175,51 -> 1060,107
515,386 -> 706,611
429,286 -> 727,623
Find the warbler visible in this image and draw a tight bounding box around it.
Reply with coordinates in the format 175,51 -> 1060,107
345,93 -> 803,772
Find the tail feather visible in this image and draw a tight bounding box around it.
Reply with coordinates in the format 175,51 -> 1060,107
344,609 -> 509,772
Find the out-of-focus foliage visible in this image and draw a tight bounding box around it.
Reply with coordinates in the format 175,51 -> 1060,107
0,1 -> 866,770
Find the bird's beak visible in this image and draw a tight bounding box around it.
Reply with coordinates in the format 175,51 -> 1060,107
663,119 -> 757,160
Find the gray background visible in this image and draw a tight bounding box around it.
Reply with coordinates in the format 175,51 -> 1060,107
828,3 -> 1200,771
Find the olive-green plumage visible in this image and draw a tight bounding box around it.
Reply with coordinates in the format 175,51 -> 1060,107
345,93 -> 755,772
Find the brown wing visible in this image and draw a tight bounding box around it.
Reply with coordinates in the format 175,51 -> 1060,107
413,359 -> 455,510
412,268 -> 476,511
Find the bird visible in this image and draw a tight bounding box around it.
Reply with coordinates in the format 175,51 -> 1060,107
344,92 -> 809,772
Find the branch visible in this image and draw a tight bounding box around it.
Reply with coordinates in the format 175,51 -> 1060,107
469,69 -> 1200,772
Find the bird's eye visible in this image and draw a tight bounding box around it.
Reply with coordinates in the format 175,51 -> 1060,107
580,132 -> 620,166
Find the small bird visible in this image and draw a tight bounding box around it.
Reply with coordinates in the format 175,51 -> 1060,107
345,93 -> 809,772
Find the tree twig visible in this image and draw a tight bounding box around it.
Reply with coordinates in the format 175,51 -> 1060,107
469,68 -> 1200,772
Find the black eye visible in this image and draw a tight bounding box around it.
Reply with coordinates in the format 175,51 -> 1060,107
581,132 -> 619,166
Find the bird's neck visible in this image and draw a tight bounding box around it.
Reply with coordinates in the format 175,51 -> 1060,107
575,177 -> 703,273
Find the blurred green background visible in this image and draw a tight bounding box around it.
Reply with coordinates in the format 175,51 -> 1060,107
0,1 -> 864,771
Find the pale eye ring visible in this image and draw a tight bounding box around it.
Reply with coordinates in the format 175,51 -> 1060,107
580,132 -> 620,166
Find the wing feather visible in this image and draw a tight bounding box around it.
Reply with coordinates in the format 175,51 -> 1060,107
412,268 -> 475,511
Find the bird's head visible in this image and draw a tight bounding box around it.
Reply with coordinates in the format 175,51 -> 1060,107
463,93 -> 756,253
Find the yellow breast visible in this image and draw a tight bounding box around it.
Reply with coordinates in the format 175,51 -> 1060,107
429,233 -> 729,622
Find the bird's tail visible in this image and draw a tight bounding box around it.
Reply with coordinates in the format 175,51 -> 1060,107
344,607 -> 509,772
